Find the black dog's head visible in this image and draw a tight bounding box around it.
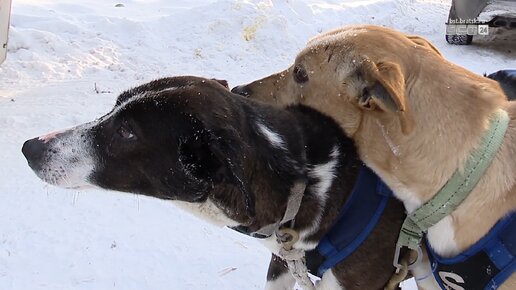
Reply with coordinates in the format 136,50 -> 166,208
22,77 -> 259,220
486,70 -> 516,101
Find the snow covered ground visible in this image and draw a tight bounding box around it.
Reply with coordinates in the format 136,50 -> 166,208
0,0 -> 514,289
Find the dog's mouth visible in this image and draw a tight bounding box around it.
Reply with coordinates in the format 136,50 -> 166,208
66,184 -> 96,190
37,171 -> 95,190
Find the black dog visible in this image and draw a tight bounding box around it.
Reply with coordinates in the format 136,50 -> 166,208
487,70 -> 516,101
22,77 -> 405,290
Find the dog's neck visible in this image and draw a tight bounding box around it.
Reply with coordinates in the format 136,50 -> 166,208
278,106 -> 358,251
208,105 -> 357,252
355,60 -> 515,256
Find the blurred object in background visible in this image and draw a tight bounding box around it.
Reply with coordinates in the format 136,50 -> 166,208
0,0 -> 12,65
446,0 -> 516,45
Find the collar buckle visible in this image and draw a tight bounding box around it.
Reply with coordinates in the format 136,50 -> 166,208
393,243 -> 423,273
276,227 -> 299,250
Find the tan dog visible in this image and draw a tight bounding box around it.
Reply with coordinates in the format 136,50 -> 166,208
233,25 -> 516,290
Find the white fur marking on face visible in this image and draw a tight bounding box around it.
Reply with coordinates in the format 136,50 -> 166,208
257,122 -> 286,150
427,215 -> 459,257
33,90 -> 148,188
265,272 -> 295,290
171,198 -> 240,228
33,84 -> 183,189
316,270 -> 343,290
124,87 -> 180,104
35,124 -> 96,189
298,146 -> 339,247
157,87 -> 179,93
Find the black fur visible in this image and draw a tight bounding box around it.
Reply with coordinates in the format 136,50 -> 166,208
23,76 -> 406,289
486,70 -> 516,101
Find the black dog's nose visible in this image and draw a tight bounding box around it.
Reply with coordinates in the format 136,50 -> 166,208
231,85 -> 252,97
22,137 -> 47,170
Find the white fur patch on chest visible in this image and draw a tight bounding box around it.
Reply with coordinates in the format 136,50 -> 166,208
259,235 -> 319,257
260,235 -> 283,256
427,215 -> 459,257
264,271 -> 295,290
298,147 -> 339,245
310,147 -> 339,202
316,270 -> 343,290
401,192 -> 423,214
362,165 -> 460,257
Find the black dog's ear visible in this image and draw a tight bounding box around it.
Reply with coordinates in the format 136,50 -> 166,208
211,79 -> 230,90
208,131 -> 255,218
179,125 -> 255,218
178,129 -> 226,183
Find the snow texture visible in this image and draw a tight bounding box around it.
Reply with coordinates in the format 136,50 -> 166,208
0,0 -> 515,289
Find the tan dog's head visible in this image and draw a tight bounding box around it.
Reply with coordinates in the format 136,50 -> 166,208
232,25 -> 444,137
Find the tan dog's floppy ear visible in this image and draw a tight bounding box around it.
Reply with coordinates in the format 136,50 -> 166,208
359,60 -> 414,134
407,35 -> 442,57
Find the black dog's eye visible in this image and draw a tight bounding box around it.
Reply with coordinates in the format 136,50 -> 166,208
293,66 -> 309,83
117,124 -> 136,140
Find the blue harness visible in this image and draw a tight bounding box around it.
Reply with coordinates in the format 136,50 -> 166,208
427,213 -> 516,290
311,165 -> 393,276
310,165 -> 516,290
423,69 -> 516,289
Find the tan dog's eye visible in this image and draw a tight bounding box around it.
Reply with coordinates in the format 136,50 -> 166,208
293,66 -> 309,83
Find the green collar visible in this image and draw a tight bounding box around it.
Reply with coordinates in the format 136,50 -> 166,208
393,109 -> 510,270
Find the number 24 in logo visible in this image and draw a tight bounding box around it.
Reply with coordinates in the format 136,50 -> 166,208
478,25 -> 489,36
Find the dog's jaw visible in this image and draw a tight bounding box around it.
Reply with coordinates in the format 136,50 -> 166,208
170,198 -> 240,228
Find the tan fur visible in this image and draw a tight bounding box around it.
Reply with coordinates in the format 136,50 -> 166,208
240,25 -> 516,289
406,35 -> 442,57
